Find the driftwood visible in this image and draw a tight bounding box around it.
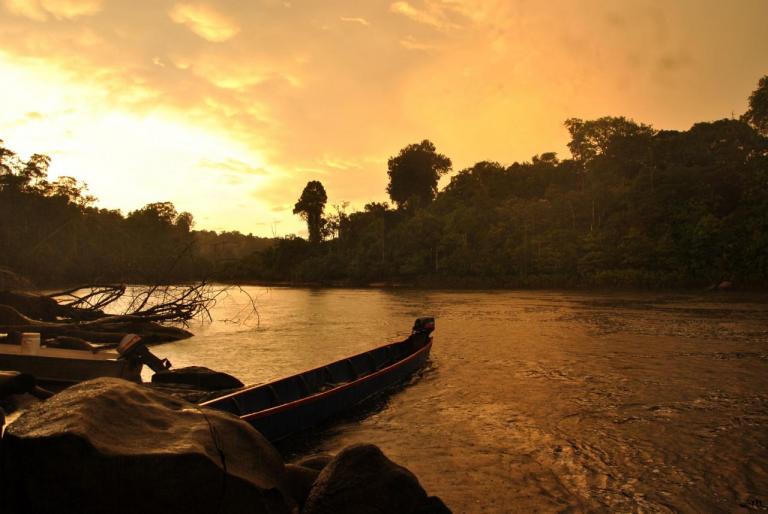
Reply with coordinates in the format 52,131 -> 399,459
0,282 -> 235,347
0,305 -> 192,344
48,283 -> 225,325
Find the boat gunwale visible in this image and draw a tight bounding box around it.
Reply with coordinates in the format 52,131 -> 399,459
200,335 -> 432,420
241,338 -> 431,421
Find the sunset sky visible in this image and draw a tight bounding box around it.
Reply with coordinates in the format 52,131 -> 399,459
1,0 -> 766,237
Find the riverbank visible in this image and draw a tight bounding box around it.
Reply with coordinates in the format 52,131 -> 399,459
227,276 -> 767,296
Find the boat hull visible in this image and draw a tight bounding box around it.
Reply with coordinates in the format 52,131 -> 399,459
203,327 -> 433,442
0,345 -> 142,388
248,341 -> 430,441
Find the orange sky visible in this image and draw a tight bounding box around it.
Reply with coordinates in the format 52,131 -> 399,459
1,0 -> 766,237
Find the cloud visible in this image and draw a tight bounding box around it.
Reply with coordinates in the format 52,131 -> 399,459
399,35 -> 438,51
389,1 -> 463,31
339,16 -> 369,26
3,0 -> 46,20
1,0 -> 767,236
169,3 -> 240,42
197,157 -> 270,176
3,0 -> 101,20
41,0 -> 101,18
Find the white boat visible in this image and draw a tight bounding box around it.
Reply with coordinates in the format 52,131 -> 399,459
0,334 -> 144,389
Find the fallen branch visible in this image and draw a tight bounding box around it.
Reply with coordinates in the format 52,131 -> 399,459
0,305 -> 192,344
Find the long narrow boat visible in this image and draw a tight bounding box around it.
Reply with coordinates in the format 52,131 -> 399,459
201,317 -> 435,442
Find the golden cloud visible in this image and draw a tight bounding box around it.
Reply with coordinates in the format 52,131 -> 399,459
3,0 -> 101,20
169,2 -> 240,42
339,16 -> 369,27
389,1 -> 461,31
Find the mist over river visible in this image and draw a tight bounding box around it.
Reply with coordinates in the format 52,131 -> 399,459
156,288 -> 768,513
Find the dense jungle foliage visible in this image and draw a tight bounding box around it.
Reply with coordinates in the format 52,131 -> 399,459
0,148 -> 270,285
249,77 -> 768,288
2,76 -> 767,289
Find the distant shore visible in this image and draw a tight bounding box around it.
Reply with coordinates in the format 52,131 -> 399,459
229,278 -> 768,295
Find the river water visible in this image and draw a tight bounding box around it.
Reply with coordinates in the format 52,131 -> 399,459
155,287 -> 768,513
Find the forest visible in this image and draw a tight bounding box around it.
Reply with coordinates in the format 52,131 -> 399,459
0,151 -> 271,286
2,75 -> 767,289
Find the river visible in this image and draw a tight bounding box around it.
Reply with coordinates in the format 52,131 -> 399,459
155,287 -> 768,513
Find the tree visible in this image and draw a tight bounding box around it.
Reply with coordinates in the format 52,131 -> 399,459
387,140 -> 452,210
128,202 -> 179,226
293,180 -> 327,244
743,75 -> 768,136
565,117 -> 655,163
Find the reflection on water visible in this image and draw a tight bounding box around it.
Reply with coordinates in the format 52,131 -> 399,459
157,288 -> 768,513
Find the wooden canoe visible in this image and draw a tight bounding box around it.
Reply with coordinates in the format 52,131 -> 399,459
201,317 -> 435,442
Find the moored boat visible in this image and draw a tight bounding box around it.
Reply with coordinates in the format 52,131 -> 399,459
0,333 -> 170,391
201,317 -> 435,441
0,343 -> 141,388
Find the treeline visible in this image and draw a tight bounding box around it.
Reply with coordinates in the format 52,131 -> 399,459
3,76 -> 767,289
244,76 -> 768,288
0,146 -> 271,285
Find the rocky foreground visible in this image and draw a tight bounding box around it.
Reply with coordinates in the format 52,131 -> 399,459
0,377 -> 451,514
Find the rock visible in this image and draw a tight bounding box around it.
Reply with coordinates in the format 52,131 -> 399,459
0,371 -> 36,398
0,377 -> 292,514
0,372 -> 51,412
152,366 -> 244,390
296,453 -> 334,471
412,496 -> 452,513
284,464 -> 320,508
303,444 -> 451,514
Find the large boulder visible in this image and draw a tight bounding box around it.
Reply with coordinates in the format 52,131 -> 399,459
152,366 -> 244,391
0,377 -> 292,514
303,444 -> 451,514
284,464 -> 320,508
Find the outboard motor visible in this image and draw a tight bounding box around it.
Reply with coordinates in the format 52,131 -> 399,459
412,317 -> 435,335
117,334 -> 172,374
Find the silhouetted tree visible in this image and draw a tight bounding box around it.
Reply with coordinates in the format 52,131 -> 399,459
743,75 -> 768,136
293,180 -> 327,244
387,140 -> 452,210
564,117 -> 655,163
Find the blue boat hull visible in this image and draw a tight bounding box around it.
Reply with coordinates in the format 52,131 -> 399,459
202,321 -> 433,442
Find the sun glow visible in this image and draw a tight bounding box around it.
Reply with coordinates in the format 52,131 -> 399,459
0,52 -> 278,234
1,0 -> 766,237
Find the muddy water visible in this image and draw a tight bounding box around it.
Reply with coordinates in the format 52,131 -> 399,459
158,288 -> 768,513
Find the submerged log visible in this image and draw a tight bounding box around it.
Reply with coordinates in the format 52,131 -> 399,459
152,366 -> 244,390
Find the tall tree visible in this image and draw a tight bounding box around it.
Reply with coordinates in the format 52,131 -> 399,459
743,75 -> 768,136
387,140 -> 452,210
293,180 -> 327,244
565,117 -> 655,163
